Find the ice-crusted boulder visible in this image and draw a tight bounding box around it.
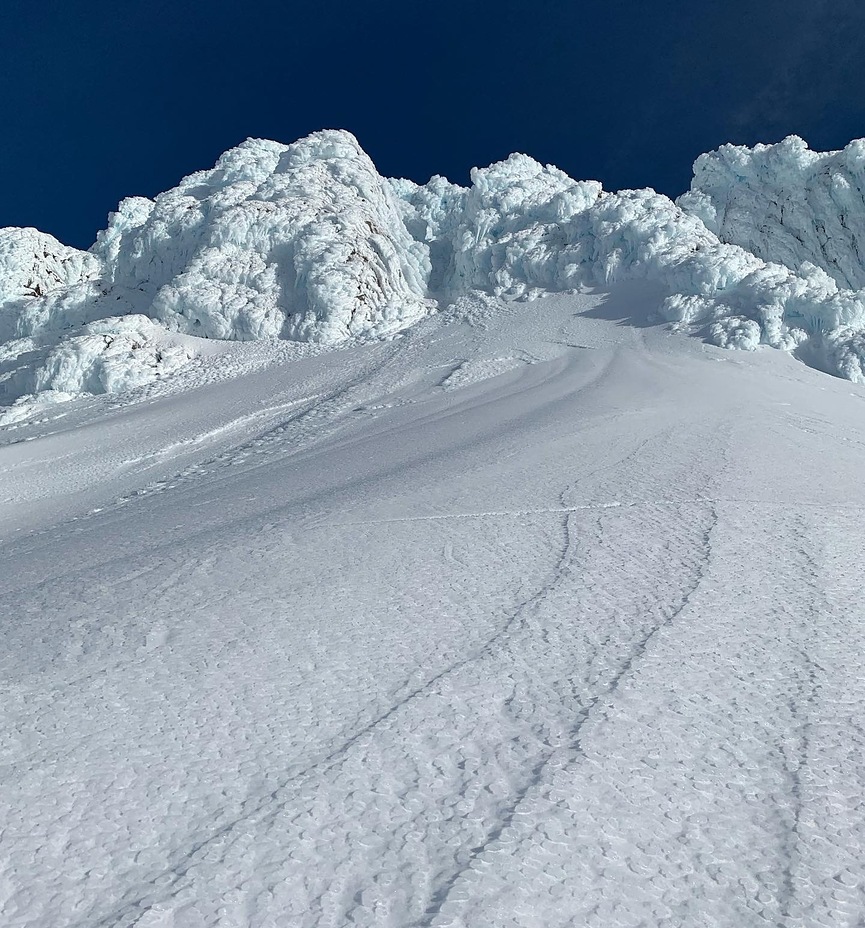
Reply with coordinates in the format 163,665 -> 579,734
89,130 -> 431,342
0,316 -> 192,422
2,131 -> 434,418
679,135 -> 865,290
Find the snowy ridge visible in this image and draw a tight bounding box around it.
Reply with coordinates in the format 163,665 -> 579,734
394,150 -> 865,378
7,131 -> 865,416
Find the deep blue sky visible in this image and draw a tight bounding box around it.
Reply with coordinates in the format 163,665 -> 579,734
2,0 -> 864,249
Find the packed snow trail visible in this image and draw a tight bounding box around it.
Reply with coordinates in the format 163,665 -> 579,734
1,289 -> 864,927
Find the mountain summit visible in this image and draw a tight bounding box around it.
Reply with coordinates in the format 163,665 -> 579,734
5,130 -> 865,420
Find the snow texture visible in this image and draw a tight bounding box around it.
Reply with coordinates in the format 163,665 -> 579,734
4,291 -> 865,927
0,226 -> 100,307
679,135 -> 865,290
8,131 -> 865,415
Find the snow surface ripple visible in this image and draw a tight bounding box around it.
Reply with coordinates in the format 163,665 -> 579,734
2,291 -> 865,926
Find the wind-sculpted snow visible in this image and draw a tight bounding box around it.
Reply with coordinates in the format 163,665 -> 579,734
0,316 -> 193,423
8,130 -> 865,416
1,131 -> 433,415
5,293 -> 865,927
90,132 -> 431,341
679,135 -> 865,290
0,227 -> 100,307
393,152 -> 865,379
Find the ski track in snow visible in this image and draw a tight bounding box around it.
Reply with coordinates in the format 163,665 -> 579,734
2,291 -> 865,927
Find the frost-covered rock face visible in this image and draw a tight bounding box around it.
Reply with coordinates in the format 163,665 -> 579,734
2,131 -> 435,415
393,150 -> 865,380
0,227 -> 100,309
91,131 -> 432,342
9,128 -> 865,416
0,316 -> 193,422
679,135 -> 865,290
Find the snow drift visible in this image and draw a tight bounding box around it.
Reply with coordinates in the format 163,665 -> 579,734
6,130 -> 865,417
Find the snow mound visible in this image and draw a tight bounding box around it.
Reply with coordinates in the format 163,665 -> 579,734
9,129 -> 865,417
2,131 -> 434,417
0,316 -> 193,424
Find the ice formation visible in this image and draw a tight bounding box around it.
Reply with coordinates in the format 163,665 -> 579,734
0,227 -> 100,307
90,132 -> 432,342
679,135 -> 865,290
6,129 -> 865,415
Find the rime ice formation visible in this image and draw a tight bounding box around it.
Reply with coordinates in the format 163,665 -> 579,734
0,227 -> 100,307
1,131 -> 433,416
0,316 -> 193,424
7,130 -> 865,417
90,132 -> 432,342
679,135 -> 865,290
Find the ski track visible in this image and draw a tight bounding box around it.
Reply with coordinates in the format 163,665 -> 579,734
77,498 -> 585,928
415,500 -> 718,927
3,292 -> 865,927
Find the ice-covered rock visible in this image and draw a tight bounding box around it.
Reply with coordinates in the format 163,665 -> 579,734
679,135 -> 865,290
0,227 -> 100,308
9,129 -> 865,416
0,316 -> 193,422
393,151 -> 865,378
91,131 -> 432,342
2,131 -> 436,414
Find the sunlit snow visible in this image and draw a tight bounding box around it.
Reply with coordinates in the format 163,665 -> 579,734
8,131 -> 865,420
3,132 -> 865,926
2,288 -> 864,926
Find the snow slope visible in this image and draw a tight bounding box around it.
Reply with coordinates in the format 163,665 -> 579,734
9,132 -> 865,419
2,287 -> 865,927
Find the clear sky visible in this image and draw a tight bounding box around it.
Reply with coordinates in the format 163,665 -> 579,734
2,0 -> 864,249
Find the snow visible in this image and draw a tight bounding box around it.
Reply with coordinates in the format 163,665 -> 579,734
5,129 -> 865,926
679,135 -> 865,290
8,129 -> 865,411
2,287 -> 865,926
393,153 -> 865,377
91,133 -> 432,342
0,226 -> 100,308
0,315 -> 195,424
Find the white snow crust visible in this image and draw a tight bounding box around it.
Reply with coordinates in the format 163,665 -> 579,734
4,290 -> 865,927
9,130 -> 865,416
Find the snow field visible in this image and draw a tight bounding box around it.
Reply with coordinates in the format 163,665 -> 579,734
2,291 -> 865,926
